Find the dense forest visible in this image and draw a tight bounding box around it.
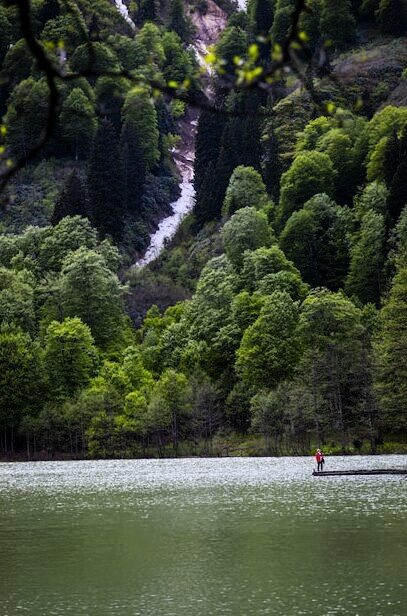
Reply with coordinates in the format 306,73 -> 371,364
0,0 -> 406,459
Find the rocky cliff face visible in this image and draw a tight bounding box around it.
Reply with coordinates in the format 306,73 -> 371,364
189,0 -> 228,64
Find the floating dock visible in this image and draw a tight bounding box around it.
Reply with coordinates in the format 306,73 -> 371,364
313,469 -> 407,476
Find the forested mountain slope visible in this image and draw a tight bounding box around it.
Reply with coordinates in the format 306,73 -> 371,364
0,0 -> 406,459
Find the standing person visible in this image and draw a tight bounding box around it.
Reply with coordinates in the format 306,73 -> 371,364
315,448 -> 325,471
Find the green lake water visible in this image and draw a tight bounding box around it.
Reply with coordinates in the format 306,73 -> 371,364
0,456 -> 406,615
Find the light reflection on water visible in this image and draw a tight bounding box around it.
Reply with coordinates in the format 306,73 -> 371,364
0,456 -> 406,616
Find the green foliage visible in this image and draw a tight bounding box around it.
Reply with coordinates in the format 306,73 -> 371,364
87,119 -> 125,238
94,76 -> 130,131
257,269 -> 309,302
271,1 -> 295,45
222,207 -> 273,269
295,116 -> 333,154
122,88 -> 160,172
346,211 -> 386,305
43,317 -> 98,399
249,0 -> 274,38
148,369 -> 191,452
194,109 -> 225,195
2,39 -> 33,85
162,31 -> 197,86
236,291 -> 302,389
38,215 -> 97,272
222,166 -> 269,216
320,0 -> 356,50
134,22 -> 165,67
299,289 -> 366,447
169,0 -> 192,42
0,267 -> 35,333
216,25 -> 248,73
316,128 -> 357,203
280,194 -> 351,289
376,0 -> 407,35
40,13 -> 87,54
366,106 -> 407,177
277,151 -> 336,229
182,255 -> 238,343
0,5 -> 12,64
377,258 -> 407,431
120,121 -> 146,216
354,181 -> 388,220
240,245 -> 299,292
250,388 -> 286,452
0,327 -> 42,430
107,35 -> 140,72
70,42 -> 121,74
4,77 -> 49,160
60,88 -> 97,160
57,247 -> 128,348
52,172 -> 90,225
387,129 -> 407,228
1,0 -> 407,457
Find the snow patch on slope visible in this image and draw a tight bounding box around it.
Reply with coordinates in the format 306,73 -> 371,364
135,1 -> 228,267
114,0 -> 136,29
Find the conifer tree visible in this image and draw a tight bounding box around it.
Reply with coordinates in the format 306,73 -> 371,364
120,121 -> 145,216
249,0 -> 274,62
38,0 -> 60,28
320,0 -> 356,50
0,6 -> 12,65
87,119 -> 125,239
376,0 -> 407,36
378,257 -> 407,431
138,0 -> 157,24
382,130 -> 400,187
194,110 -> 225,195
60,88 -> 97,160
271,0 -> 295,45
194,157 -> 229,227
216,26 -> 248,74
387,129 -> 407,228
263,131 -> 282,199
122,89 -> 159,172
280,194 -> 350,290
52,171 -> 90,226
346,211 -> 386,305
250,0 -> 274,39
169,0 -> 191,42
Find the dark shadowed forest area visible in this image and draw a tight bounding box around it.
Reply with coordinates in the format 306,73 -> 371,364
0,0 -> 406,459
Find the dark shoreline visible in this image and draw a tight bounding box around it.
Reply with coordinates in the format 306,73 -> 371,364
2,451 -> 406,463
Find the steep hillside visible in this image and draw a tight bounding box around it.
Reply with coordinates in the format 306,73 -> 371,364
1,0 -> 407,460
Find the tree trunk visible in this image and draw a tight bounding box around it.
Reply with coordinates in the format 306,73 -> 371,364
26,432 -> 30,461
312,353 -> 322,446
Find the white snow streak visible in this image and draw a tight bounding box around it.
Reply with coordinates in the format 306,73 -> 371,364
114,0 -> 136,29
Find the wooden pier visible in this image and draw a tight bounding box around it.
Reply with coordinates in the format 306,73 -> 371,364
313,469 -> 407,476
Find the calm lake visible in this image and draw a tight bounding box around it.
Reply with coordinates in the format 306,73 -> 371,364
1,456 -> 406,615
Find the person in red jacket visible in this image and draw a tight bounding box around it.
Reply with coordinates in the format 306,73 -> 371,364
315,449 -> 325,471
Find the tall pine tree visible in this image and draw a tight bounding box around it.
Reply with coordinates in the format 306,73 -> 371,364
87,119 -> 125,239
120,120 -> 146,217
52,171 -> 90,226
169,0 -> 191,42
320,0 -> 356,50
382,130 -> 400,187
378,256 -> 407,432
249,0 -> 274,63
376,0 -> 407,36
387,128 -> 407,229
194,109 -> 225,195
